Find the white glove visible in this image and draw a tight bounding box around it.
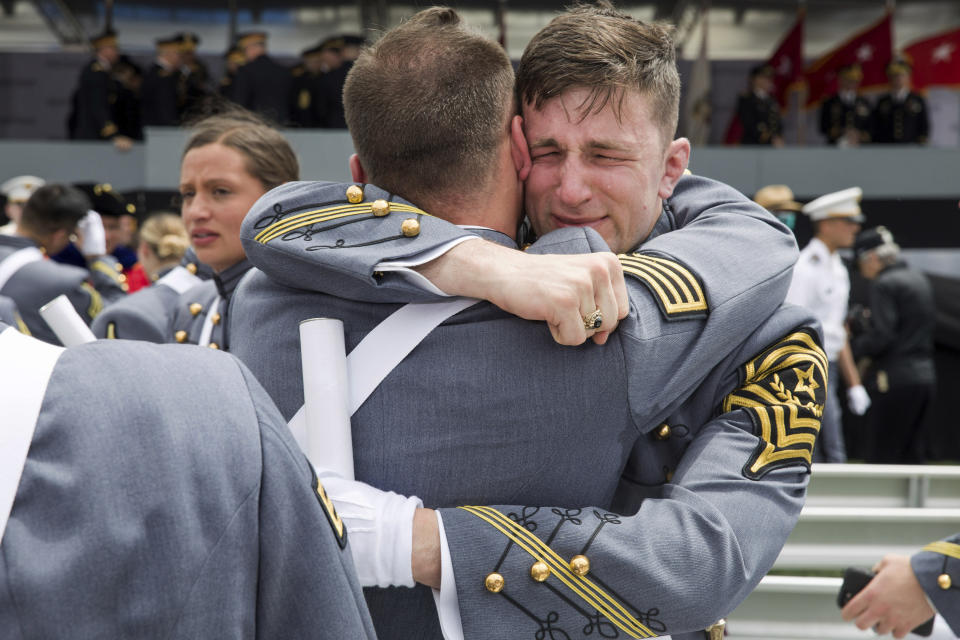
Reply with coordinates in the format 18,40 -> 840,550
77,210 -> 107,257
847,384 -> 871,415
319,472 -> 422,588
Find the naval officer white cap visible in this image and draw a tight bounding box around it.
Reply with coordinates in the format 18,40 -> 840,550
801,187 -> 865,223
1,175 -> 46,204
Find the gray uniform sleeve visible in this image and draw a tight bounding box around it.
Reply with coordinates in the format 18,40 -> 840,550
241,180 -> 482,303
86,255 -> 129,305
911,535 -> 960,636
432,313 -> 825,639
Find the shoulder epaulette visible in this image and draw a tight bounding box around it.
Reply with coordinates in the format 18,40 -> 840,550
618,251 -> 707,321
254,185 -> 431,245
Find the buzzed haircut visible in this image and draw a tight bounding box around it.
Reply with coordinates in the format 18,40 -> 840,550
20,184 -> 90,236
516,2 -> 681,144
344,7 -> 514,205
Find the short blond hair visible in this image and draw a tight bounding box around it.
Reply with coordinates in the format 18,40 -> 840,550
139,213 -> 190,261
344,7 -> 514,204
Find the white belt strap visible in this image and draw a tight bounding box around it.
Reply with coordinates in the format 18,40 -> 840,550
288,297 -> 478,430
197,294 -> 222,347
0,246 -> 43,291
0,327 -> 64,543
157,266 -> 202,295
345,297 -> 478,415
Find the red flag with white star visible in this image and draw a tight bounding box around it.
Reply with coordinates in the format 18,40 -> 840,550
904,27 -> 960,89
804,11 -> 893,107
769,10 -> 804,108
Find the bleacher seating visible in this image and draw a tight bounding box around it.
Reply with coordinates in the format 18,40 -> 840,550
725,464 -> 960,639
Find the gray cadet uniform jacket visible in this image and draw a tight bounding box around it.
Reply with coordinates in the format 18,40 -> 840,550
912,534 -> 960,635
92,265 -> 203,341
229,175 -> 825,639
169,257 -> 251,350
0,295 -> 25,332
0,328 -> 377,639
0,234 -> 126,344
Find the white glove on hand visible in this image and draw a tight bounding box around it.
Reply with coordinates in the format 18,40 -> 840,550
78,210 -> 107,257
319,472 -> 422,588
847,384 -> 871,415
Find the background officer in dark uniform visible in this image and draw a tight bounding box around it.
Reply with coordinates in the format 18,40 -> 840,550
288,43 -> 326,127
177,31 -> 210,117
819,63 -> 872,146
232,31 -> 291,125
218,46 -> 245,102
316,36 -> 349,128
141,35 -> 185,128
851,226 -> 937,463
872,59 -> 930,144
69,29 -> 121,140
736,63 -> 784,146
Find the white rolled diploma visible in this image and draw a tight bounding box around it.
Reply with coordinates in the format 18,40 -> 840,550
39,294 -> 96,347
299,317 -> 354,480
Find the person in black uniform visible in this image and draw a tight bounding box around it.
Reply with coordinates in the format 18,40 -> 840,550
141,35 -> 184,128
231,31 -> 291,125
218,46 -> 245,102
177,31 -> 210,117
872,59 -> 930,144
112,55 -> 143,141
316,36 -> 349,128
851,226 -> 937,463
288,43 -> 326,127
69,29 -> 122,141
736,63 -> 784,147
819,63 -> 872,146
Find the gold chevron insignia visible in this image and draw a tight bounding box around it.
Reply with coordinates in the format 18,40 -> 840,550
310,465 -> 347,549
722,327 -> 828,480
459,505 -> 654,639
255,200 -> 431,244
618,252 -> 708,321
82,282 -> 103,318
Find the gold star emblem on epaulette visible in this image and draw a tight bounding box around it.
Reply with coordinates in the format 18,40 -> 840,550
793,364 -> 820,399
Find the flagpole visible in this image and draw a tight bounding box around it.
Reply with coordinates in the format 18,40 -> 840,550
796,2 -> 807,145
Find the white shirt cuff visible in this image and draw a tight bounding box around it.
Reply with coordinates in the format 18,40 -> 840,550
374,236 -> 481,297
431,511 -> 464,640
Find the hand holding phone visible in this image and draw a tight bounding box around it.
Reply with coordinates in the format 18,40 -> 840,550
838,567 -> 935,637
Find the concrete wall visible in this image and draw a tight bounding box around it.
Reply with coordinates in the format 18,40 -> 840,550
3,132 -> 957,198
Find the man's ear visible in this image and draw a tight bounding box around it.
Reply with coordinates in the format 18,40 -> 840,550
510,115 -> 532,182
349,153 -> 367,183
657,137 -> 691,200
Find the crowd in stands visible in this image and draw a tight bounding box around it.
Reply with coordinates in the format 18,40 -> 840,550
66,28 -> 363,147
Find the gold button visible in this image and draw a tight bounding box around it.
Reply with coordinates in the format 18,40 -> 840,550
484,572 -> 504,593
569,555 -> 590,577
346,185 -> 364,203
208,342 -> 220,350
371,199 -> 390,217
186,263 -> 198,275
175,330 -> 188,343
114,262 -> 124,272
530,561 -> 550,582
655,424 -> 671,440
401,218 -> 420,237
939,573 -> 952,590
117,274 -> 127,283
189,303 -> 203,316
211,313 -> 221,326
